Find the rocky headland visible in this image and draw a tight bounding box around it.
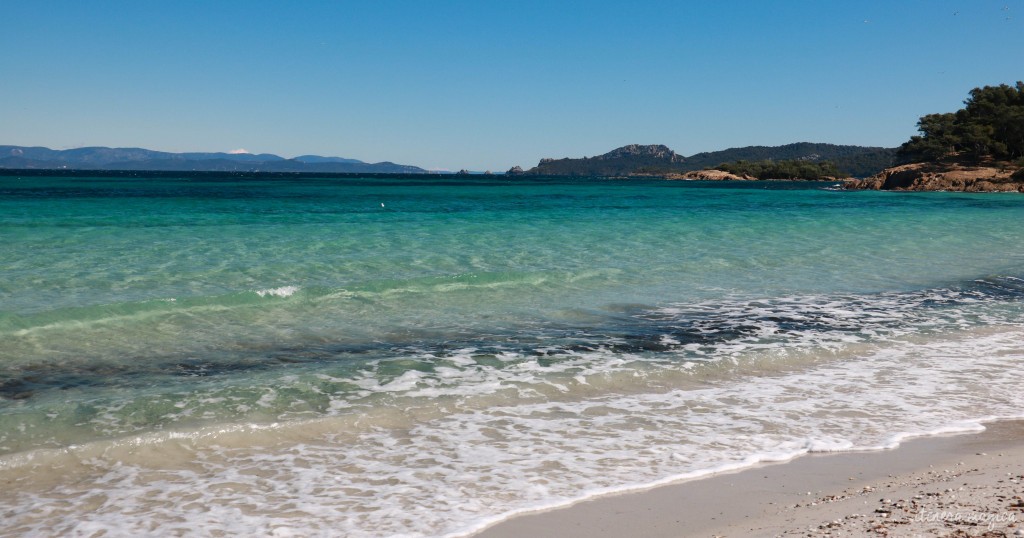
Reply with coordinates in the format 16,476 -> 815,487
849,82 -> 1024,192
845,161 -> 1024,192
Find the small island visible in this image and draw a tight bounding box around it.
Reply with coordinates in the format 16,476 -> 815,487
846,82 -> 1024,192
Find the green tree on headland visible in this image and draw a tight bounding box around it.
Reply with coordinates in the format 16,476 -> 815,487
713,159 -> 844,180
898,82 -> 1024,162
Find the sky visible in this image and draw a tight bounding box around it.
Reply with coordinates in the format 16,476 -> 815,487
1,1 -> 1022,171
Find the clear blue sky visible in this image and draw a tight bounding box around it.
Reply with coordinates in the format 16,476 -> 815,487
2,1 -> 1022,171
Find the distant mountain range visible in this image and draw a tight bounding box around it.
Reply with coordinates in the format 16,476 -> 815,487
524,143 -> 897,178
0,146 -> 428,174
1,142 -> 899,178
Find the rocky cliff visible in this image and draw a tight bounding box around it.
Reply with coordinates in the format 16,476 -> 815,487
596,144 -> 684,162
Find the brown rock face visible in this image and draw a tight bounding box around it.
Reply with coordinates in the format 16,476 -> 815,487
845,162 -> 1024,192
666,170 -> 755,181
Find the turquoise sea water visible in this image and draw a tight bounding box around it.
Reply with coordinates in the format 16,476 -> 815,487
1,175 -> 1023,536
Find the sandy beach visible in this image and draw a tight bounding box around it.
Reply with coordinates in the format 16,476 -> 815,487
476,420 -> 1024,538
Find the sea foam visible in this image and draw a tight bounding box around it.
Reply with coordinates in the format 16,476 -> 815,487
255,285 -> 300,298
2,321 -> 1022,537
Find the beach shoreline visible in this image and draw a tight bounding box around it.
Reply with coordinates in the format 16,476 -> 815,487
475,420 -> 1024,537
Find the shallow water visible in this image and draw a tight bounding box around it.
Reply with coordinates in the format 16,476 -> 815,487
1,176 -> 1022,536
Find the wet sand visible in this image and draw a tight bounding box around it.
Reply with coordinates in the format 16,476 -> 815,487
476,420 -> 1024,537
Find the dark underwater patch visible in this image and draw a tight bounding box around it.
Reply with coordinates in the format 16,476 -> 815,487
2,273 -> 1021,402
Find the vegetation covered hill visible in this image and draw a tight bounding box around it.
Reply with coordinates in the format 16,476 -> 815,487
525,142 -> 895,178
712,159 -> 844,180
684,143 -> 894,177
524,144 -> 686,176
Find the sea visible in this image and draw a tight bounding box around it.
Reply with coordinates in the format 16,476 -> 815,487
1,175 -> 1023,537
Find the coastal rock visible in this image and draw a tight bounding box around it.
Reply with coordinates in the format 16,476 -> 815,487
506,166 -> 524,175
666,169 -> 755,181
845,161 -> 1024,192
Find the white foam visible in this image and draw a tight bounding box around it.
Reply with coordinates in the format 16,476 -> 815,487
255,285 -> 300,298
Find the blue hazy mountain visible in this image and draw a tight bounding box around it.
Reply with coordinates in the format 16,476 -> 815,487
0,146 -> 427,174
292,155 -> 365,165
